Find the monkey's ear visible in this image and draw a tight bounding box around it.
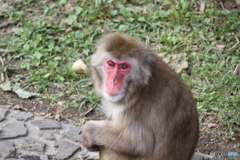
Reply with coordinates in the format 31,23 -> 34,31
141,53 -> 153,84
91,66 -> 103,94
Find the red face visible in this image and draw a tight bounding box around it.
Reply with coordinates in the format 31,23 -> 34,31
104,58 -> 131,97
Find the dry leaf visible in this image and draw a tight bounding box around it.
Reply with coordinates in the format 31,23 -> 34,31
67,22 -> 73,26
61,3 -> 74,11
212,44 -> 225,51
55,106 -> 63,113
207,123 -> 217,128
117,16 -> 125,22
199,2 -> 206,12
87,80 -> 93,86
199,127 -> 208,132
55,113 -> 61,121
158,52 -> 167,57
163,54 -> 189,73
168,13 -> 175,20
94,19 -> 102,22
151,43 -> 162,52
186,41 -> 198,44
101,6 -> 110,13
0,72 -> 11,91
101,6 -> 115,13
54,102 -> 64,113
33,98 -> 43,104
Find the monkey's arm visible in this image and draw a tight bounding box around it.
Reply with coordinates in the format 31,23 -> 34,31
82,120 -> 154,156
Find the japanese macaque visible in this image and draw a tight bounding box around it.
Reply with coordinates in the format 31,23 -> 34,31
82,32 -> 199,160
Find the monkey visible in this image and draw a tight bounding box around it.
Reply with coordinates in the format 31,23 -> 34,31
82,32 -> 199,160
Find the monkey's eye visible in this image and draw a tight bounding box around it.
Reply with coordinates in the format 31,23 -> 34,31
108,61 -> 115,67
121,64 -> 128,69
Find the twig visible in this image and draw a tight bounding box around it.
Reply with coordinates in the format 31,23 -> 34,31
226,34 -> 239,51
220,2 -> 230,13
0,21 -> 17,29
43,113 -> 54,119
80,107 -> 96,116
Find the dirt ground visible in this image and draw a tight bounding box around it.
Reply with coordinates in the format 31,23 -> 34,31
0,0 -> 239,160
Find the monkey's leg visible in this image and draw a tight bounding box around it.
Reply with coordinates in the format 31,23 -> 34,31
82,151 -> 99,160
99,147 -> 136,160
82,120 -> 154,158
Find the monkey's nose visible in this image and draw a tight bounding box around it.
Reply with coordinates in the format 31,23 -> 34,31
111,79 -> 118,84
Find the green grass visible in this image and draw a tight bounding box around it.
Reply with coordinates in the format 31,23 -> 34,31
0,0 -> 239,137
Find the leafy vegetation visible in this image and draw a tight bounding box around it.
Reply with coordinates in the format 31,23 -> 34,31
0,0 -> 239,137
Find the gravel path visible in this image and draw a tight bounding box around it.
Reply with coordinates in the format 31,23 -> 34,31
0,107 -> 223,160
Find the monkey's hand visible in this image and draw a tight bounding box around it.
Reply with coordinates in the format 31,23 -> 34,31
82,120 -> 106,152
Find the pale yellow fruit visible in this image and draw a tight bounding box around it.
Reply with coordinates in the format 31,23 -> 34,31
72,59 -> 89,74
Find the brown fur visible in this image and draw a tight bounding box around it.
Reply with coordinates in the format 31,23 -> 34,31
82,33 -> 199,160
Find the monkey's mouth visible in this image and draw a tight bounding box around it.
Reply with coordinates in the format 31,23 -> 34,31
105,90 -> 124,97
106,91 -> 119,96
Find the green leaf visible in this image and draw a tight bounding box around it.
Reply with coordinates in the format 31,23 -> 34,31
108,10 -> 118,16
75,7 -> 82,15
159,10 -> 169,18
12,84 -> 40,99
118,25 -> 128,30
63,15 -> 77,24
32,52 -> 43,59
138,17 -> 146,22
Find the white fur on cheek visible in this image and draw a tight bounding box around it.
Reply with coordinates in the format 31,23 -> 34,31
102,91 -> 125,102
88,120 -> 105,127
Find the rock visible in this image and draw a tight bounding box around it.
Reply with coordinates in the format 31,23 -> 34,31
62,126 -> 82,142
0,122 -> 27,139
53,83 -> 66,89
39,131 -> 56,140
0,106 -> 220,160
0,141 -> 16,158
14,111 -> 34,121
14,104 -> 21,109
40,155 -> 49,160
0,108 -> 9,121
54,140 -> 81,160
31,119 -> 62,130
19,155 -> 48,160
21,138 -> 46,152
72,59 -> 89,74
